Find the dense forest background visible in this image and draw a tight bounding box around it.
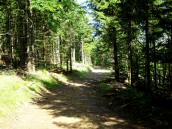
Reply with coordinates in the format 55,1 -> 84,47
0,0 -> 172,128
0,0 -> 172,110
89,0 -> 172,100
0,0 -> 93,72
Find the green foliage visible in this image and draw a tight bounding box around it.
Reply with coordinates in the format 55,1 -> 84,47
91,39 -> 113,67
0,70 -> 60,117
31,0 -> 63,12
114,88 -> 152,120
99,81 -> 151,117
68,64 -> 92,80
0,63 -> 92,118
26,70 -> 60,89
0,75 -> 30,116
89,0 -> 172,97
100,83 -> 114,93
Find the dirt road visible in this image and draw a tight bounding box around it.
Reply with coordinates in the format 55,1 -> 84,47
1,69 -> 145,129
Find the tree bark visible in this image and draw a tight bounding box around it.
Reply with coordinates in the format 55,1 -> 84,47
153,38 -> 157,88
59,36 -> 63,69
72,42 -> 76,63
27,0 -> 35,72
127,19 -> 133,85
16,0 -> 31,69
145,1 -> 151,91
69,47 -> 72,72
5,1 -> 13,67
66,58 -> 69,72
81,40 -> 84,64
112,27 -> 119,81
169,25 -> 172,89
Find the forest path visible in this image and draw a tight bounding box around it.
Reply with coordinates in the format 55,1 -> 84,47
1,69 -> 145,129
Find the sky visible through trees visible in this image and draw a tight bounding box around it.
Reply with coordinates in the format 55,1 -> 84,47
76,0 -> 87,4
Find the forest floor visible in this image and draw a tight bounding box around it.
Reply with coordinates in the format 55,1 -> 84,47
0,68 -> 147,129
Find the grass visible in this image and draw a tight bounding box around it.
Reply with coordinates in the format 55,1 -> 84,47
0,63 -> 91,118
27,70 -> 61,89
0,70 -> 61,118
99,83 -> 114,93
66,63 -> 92,80
0,75 -> 30,117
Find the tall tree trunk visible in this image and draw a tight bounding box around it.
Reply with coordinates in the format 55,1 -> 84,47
66,58 -> 69,72
169,64 -> 172,89
81,40 -> 84,64
72,42 -> 76,63
169,25 -> 172,89
112,27 -> 119,81
43,37 -> 46,67
135,55 -> 139,81
59,36 -> 63,69
16,0 -> 30,69
153,38 -> 157,88
52,39 -> 55,64
162,64 -> 167,86
56,36 -> 60,66
127,19 -> 133,85
27,0 -> 35,72
145,2 -> 151,91
69,47 -> 72,72
5,1 -> 13,67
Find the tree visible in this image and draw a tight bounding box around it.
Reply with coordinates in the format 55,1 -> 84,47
89,0 -> 172,98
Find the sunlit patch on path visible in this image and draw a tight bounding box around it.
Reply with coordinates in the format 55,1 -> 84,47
1,69 -> 146,129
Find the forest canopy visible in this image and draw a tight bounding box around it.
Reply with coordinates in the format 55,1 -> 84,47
0,0 -> 172,100
0,0 -> 172,128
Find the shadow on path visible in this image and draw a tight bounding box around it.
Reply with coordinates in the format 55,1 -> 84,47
35,69 -> 145,129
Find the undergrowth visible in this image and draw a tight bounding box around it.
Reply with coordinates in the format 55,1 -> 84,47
0,70 -> 61,118
99,81 -> 172,128
100,82 -> 151,117
0,64 -> 91,118
67,64 -> 92,80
